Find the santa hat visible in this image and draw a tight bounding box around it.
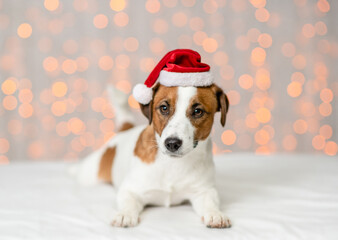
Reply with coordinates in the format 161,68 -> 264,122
133,49 -> 214,105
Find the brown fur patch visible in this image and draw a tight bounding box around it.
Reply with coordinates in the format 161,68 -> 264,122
187,87 -> 219,141
98,146 -> 116,183
119,122 -> 134,132
134,125 -> 158,164
152,85 -> 178,136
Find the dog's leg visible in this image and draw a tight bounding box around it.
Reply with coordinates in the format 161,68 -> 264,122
111,190 -> 144,228
191,188 -> 231,228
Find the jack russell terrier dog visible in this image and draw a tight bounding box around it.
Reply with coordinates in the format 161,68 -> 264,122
71,49 -> 230,228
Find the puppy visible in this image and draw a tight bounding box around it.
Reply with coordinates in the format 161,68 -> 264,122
72,49 -> 231,228
72,83 -> 230,228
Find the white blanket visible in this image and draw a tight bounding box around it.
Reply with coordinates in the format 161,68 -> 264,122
1,154 -> 337,240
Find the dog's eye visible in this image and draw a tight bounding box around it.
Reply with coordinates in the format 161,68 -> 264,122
159,105 -> 169,115
192,108 -> 204,118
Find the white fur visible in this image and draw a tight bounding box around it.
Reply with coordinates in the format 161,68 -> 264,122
132,83 -> 153,105
156,87 -> 197,156
73,86 -> 231,228
158,70 -> 214,87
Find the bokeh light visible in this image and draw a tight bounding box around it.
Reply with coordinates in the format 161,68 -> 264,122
17,23 -> 32,39
0,0 -> 336,162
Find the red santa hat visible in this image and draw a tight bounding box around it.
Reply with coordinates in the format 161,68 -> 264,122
133,49 -> 214,105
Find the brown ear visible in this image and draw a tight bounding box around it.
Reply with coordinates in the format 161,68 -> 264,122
212,84 -> 229,127
139,84 -> 159,124
139,101 -> 153,124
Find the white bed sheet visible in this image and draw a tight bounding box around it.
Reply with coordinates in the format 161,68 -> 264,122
0,154 -> 337,240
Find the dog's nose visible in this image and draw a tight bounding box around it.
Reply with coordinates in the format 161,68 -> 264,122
165,138 -> 182,152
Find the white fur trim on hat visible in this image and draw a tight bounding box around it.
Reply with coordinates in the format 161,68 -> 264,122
158,70 -> 214,87
132,83 -> 153,105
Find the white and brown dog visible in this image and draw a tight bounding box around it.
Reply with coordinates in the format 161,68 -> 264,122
72,49 -> 231,228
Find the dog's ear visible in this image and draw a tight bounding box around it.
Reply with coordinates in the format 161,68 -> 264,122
139,84 -> 159,124
139,101 -> 153,124
211,84 -> 229,127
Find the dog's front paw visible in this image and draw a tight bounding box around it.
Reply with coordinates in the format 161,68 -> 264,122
202,211 -> 231,228
111,212 -> 140,228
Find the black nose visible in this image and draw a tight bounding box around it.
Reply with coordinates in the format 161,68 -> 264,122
165,138 -> 183,152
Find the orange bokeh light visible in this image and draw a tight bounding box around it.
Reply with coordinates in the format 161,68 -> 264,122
203,38 -> 218,53
110,0 -> 126,12
51,101 -> 67,116
319,125 -> 332,139
318,102 -> 332,117
124,37 -> 139,52
324,141 -> 337,156
98,56 -> 114,71
287,82 -> 302,98
68,118 -> 86,135
17,23 -> 32,38
145,0 -> 161,13
291,72 -> 305,84
250,0 -> 266,8
19,89 -> 33,103
18,103 -> 34,118
128,95 -> 140,109
43,57 -> 58,72
256,107 -> 271,123
293,119 -> 308,134
0,138 -> 10,154
44,0 -> 59,11
255,68 -> 270,90
255,8 -> 270,22
315,21 -> 327,36
312,135 -> 326,150
221,130 -> 237,146
320,88 -> 333,103
203,0 -> 218,14
302,24 -> 315,38
62,59 -> 77,74
239,74 -> 253,90
2,96 -> 17,111
52,82 -> 68,97
317,0 -> 330,13
251,47 -> 266,66
1,78 -> 17,95
258,33 -> 272,48
255,129 -> 270,145
114,12 -> 129,27
93,14 -> 108,29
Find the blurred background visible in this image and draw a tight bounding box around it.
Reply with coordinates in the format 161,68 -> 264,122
0,0 -> 337,163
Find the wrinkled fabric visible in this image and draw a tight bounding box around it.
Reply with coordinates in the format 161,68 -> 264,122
0,154 -> 337,240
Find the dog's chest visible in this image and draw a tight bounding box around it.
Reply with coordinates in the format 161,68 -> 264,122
142,187 -> 186,207
130,158 -> 208,207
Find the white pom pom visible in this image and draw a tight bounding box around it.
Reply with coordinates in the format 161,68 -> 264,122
132,84 -> 153,105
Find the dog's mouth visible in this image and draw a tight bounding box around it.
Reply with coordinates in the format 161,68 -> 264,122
165,151 -> 184,158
